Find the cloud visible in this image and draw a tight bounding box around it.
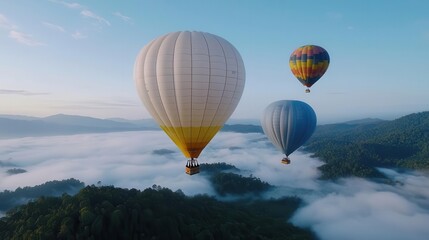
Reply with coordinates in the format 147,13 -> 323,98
0,89 -> 49,96
0,131 -> 215,196
0,130 -> 428,240
0,14 -> 16,29
49,0 -> 110,33
291,174 -> 429,240
8,30 -> 44,46
61,2 -> 83,9
0,14 -> 43,46
50,100 -> 138,109
42,21 -> 65,33
113,12 -> 131,22
71,30 -> 87,39
81,10 -> 110,26
49,0 -> 83,9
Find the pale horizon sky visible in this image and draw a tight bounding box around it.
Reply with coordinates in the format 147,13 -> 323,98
1,0 -> 429,124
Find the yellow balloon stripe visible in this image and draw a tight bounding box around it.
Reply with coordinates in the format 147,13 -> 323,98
290,60 -> 329,79
161,125 -> 222,158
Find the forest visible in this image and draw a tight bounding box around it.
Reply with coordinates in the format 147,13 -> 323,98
304,111 -> 429,179
0,179 -> 84,213
0,164 -> 315,239
0,186 -> 314,239
200,163 -> 272,196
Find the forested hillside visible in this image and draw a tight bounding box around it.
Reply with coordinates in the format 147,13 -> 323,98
0,186 -> 315,240
200,162 -> 272,196
305,111 -> 429,179
0,179 -> 84,212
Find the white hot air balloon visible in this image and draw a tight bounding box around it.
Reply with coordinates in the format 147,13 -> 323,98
134,31 -> 245,175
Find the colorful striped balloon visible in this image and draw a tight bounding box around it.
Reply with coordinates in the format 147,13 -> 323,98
289,45 -> 330,92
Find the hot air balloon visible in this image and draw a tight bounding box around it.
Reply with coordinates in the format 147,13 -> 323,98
289,45 -> 330,93
261,100 -> 316,164
134,31 -> 245,175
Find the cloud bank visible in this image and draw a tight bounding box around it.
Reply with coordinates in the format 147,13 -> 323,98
0,131 -> 428,240
291,174 -> 429,240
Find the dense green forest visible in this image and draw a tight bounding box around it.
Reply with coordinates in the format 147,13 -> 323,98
0,164 -> 271,214
0,186 -> 315,240
201,163 -> 272,196
0,164 -> 310,239
305,111 -> 429,179
0,179 -> 84,212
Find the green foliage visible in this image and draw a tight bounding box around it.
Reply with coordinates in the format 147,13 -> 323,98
210,172 -> 272,196
200,162 -> 239,174
238,196 -> 303,220
0,178 -> 84,212
305,111 -> 429,179
0,186 -> 315,240
201,162 -> 272,196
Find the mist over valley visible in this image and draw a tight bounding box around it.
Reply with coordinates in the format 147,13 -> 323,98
1,112 -> 429,239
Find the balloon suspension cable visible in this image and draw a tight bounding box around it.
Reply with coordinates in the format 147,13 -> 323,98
185,158 -> 200,175
186,158 -> 199,168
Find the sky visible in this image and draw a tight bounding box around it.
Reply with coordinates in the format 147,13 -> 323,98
1,0 -> 429,123
1,130 -> 429,240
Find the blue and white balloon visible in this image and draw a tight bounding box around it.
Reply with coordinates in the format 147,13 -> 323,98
261,100 -> 317,163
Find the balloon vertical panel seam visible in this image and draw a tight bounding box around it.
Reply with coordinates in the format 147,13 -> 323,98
172,32 -> 186,142
155,33 -> 179,129
195,32 -> 213,144
141,35 -> 169,127
196,33 -> 228,143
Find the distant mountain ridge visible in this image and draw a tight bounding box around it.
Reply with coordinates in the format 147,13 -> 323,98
305,111 -> 429,179
0,114 -> 262,138
0,114 -> 157,138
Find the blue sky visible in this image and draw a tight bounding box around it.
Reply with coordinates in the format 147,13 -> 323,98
1,0 -> 428,123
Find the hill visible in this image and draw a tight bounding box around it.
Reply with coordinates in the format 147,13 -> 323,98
42,114 -> 139,129
0,185 -> 315,240
304,111 -> 429,179
0,116 -> 147,138
0,114 -> 260,138
0,179 -> 84,212
200,162 -> 272,196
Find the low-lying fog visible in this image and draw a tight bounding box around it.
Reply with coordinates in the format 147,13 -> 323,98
1,131 -> 428,240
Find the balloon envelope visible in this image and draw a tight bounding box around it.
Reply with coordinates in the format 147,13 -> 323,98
134,31 -> 245,159
261,100 -> 316,157
289,45 -> 329,89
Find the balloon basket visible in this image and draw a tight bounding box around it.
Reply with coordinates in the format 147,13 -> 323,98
281,157 -> 291,164
305,88 -> 310,93
185,159 -> 200,175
